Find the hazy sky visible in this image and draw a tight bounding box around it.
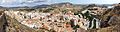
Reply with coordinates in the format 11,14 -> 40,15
0,0 -> 120,7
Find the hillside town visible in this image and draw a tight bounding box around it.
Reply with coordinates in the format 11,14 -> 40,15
3,4 -> 109,32
0,2 -> 120,32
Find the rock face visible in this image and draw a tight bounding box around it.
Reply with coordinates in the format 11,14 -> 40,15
0,11 -> 38,32
5,15 -> 37,32
96,4 -> 120,32
0,11 -> 6,32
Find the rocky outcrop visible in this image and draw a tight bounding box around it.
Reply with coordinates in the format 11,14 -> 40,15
95,4 -> 120,32
0,11 -> 7,32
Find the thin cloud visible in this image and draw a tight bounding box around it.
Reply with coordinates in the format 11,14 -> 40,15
0,0 -> 48,5
0,0 -> 120,7
20,0 -> 47,4
0,0 -> 48,7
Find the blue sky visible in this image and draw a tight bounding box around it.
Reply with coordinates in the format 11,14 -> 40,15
0,0 -> 120,7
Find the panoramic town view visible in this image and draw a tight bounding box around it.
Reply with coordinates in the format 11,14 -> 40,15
0,0 -> 120,32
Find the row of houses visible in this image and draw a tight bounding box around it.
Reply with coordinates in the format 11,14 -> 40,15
4,9 -> 101,32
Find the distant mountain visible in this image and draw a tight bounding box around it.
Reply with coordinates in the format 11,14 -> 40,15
32,4 -> 50,8
51,2 -> 73,7
0,2 -> 114,9
31,2 -> 73,9
0,6 -> 4,8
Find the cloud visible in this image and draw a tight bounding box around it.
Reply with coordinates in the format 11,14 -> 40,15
0,0 -> 48,7
0,0 -> 16,4
70,0 -> 120,4
21,0 -> 47,4
0,0 -> 120,7
0,0 -> 47,5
